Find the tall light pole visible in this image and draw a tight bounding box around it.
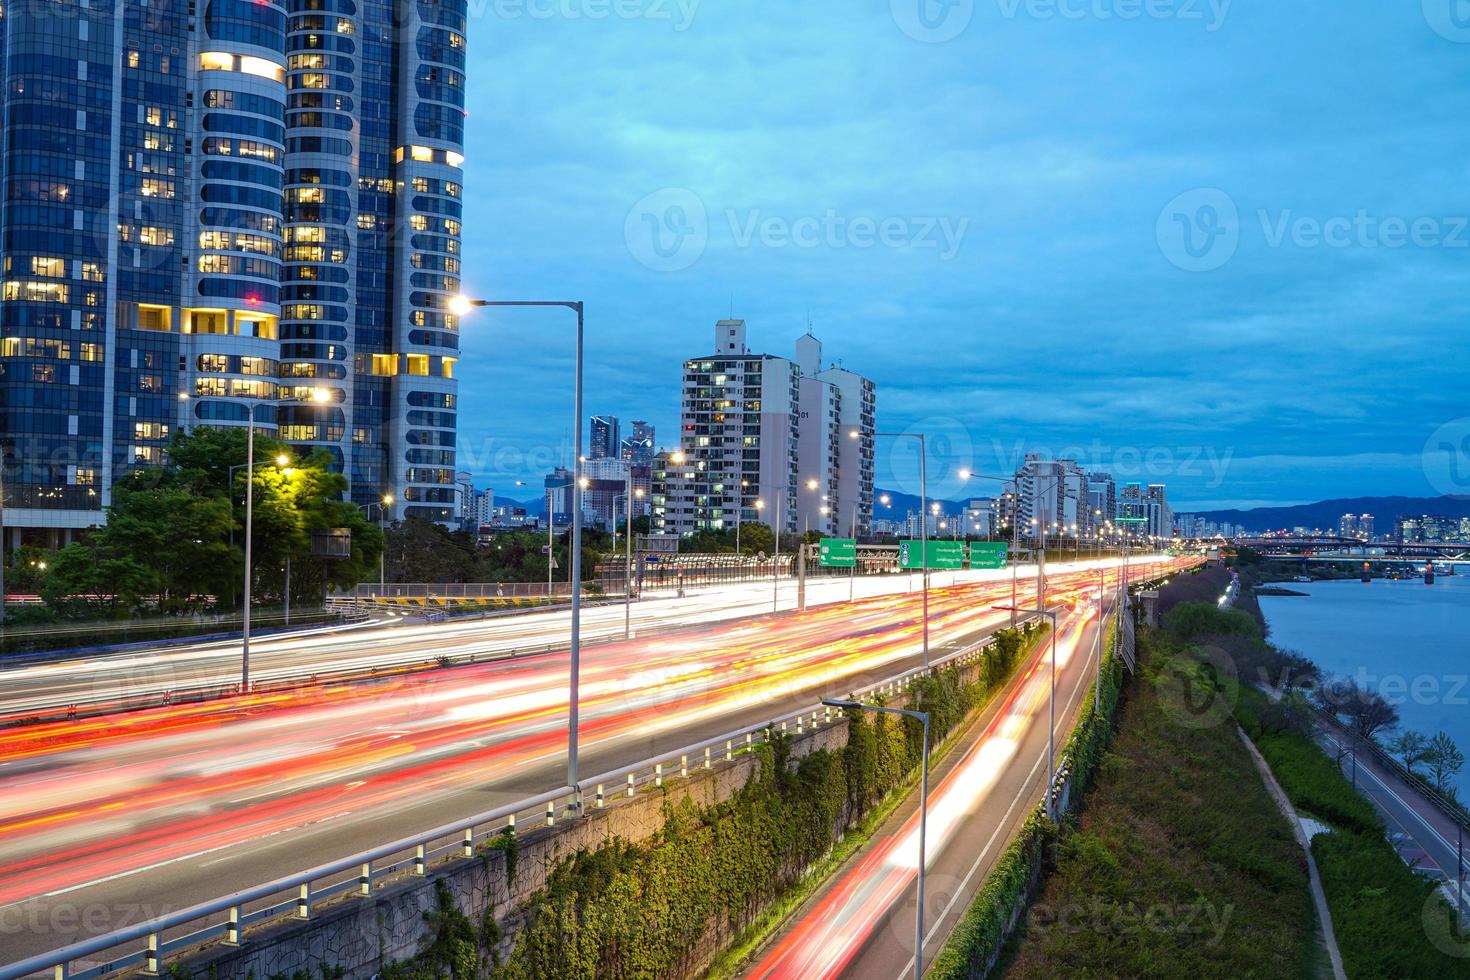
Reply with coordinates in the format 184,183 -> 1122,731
823,698 -> 931,980
735,478 -> 748,555
614,480 -> 643,640
867,430 -> 929,665
239,400 -> 302,692
357,494 -> 394,593
453,296 -> 587,805
996,604 -> 1059,818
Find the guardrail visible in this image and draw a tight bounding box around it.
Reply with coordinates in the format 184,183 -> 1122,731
0,617 -> 1034,980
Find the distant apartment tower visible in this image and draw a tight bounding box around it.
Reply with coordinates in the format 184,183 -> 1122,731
589,415 -> 620,460
1338,514 -> 1359,538
1087,471 -> 1117,526
0,0 -> 469,549
619,420 -> 655,465
1014,455 -> 1090,541
653,319 -> 875,539
1146,484 -> 1172,538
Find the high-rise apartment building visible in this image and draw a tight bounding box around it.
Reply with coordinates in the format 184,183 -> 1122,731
589,415 -> 620,460
0,0 -> 468,548
619,419 -> 654,465
652,319 -> 875,540
1013,454 -> 1090,541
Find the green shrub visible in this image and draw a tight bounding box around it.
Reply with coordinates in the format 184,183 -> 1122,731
1313,829 -> 1470,979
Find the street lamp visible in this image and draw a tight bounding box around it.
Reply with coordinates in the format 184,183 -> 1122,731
235,402 -> 296,692
823,698 -> 931,980
455,295 -> 589,807
613,480 -> 644,640
865,429 -> 930,666
995,603 -> 1059,817
357,494 -> 394,592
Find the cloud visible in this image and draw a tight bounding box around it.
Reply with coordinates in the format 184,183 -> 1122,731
453,1 -> 1470,508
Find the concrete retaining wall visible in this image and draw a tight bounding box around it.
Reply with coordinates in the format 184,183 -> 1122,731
174,721 -> 849,980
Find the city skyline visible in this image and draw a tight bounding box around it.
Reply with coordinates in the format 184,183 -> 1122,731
449,3 -> 1470,510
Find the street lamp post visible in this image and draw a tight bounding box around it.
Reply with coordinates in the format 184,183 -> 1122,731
453,296 -> 587,807
356,494 -> 394,593
867,430 -> 929,665
614,480 -> 644,640
823,698 -> 931,980
995,604 -> 1059,818
238,405 -> 286,693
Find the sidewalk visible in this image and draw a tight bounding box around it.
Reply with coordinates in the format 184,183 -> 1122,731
1315,724 -> 1469,918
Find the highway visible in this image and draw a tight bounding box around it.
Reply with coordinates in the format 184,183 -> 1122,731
4,566 -> 1067,722
0,557 -> 1178,968
745,576 -> 1118,979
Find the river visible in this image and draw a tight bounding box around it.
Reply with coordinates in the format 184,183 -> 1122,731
1258,574 -> 1469,797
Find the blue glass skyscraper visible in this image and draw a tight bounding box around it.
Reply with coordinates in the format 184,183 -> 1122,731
0,0 -> 466,550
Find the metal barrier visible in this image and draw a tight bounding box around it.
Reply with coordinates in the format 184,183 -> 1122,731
0,618 -> 1031,980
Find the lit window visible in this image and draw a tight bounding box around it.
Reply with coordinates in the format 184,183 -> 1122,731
199,51 -> 234,72
240,56 -> 284,81
30,257 -> 64,277
406,354 -> 429,376
136,305 -> 171,331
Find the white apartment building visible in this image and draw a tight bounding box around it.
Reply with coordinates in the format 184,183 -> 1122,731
653,320 -> 875,540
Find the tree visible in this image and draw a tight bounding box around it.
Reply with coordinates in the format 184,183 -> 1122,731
384,518 -> 477,584
1388,731 -> 1430,774
42,542 -> 156,617
1326,678 -> 1400,743
37,429 -> 382,617
735,522 -> 775,556
1423,732 -> 1465,797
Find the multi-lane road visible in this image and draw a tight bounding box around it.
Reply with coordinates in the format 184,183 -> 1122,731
1,567 -> 1042,721
0,557 -> 1182,969
746,585 -> 1114,978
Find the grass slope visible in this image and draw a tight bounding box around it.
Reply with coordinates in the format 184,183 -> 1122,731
1003,628 -> 1315,980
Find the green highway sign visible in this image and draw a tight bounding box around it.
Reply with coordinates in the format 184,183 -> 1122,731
899,540 -> 967,570
931,541 -> 966,570
968,541 -> 1009,569
819,537 -> 857,568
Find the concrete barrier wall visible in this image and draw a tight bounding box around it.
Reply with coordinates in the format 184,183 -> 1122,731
176,721 -> 850,980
